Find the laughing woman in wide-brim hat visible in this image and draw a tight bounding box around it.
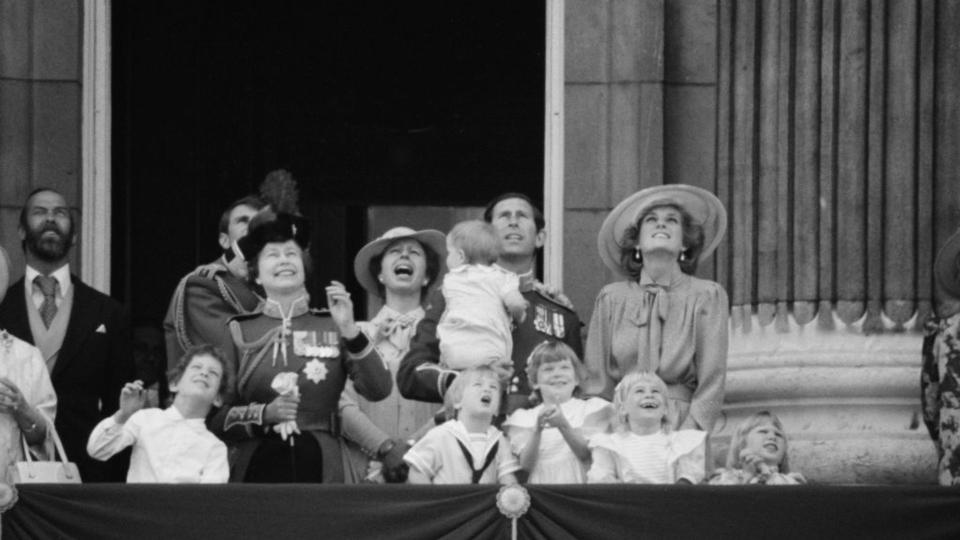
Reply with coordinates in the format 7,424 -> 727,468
337,226 -> 446,483
208,209 -> 392,483
921,228 -> 960,486
582,184 -> 729,433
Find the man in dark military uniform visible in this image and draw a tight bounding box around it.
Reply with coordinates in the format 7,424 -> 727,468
397,193 -> 583,414
163,195 -> 264,383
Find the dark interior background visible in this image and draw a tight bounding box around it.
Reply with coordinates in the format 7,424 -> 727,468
111,1 -> 545,329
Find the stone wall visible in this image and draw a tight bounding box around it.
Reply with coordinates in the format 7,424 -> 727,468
0,0 -> 82,281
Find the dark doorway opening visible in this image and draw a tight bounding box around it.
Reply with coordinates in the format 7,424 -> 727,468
112,1 -> 545,328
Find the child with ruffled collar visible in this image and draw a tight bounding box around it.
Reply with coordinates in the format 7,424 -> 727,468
504,341 -> 611,483
587,372 -> 706,484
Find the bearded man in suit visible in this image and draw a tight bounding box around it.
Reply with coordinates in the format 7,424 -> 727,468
0,187 -> 134,482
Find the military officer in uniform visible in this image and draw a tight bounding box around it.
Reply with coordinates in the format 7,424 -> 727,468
398,193 -> 583,415
163,195 -> 265,388
209,210 -> 392,483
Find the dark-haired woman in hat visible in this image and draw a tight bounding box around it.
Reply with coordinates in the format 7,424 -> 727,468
336,226 -> 446,483
921,228 -> 960,486
209,211 -> 392,483
583,185 -> 729,433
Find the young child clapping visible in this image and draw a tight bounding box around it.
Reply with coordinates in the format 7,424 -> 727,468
404,366 -> 520,484
708,411 -> 805,485
87,345 -> 229,483
504,341 -> 611,483
437,220 -> 527,374
587,372 -> 706,484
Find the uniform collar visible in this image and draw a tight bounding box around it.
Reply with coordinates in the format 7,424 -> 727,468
262,294 -> 310,319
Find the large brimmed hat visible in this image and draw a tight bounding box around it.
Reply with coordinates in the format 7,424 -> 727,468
354,226 -> 446,298
935,228 -> 960,300
598,184 -> 727,277
237,210 -> 311,261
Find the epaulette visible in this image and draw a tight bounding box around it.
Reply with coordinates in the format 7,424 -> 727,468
189,262 -> 228,281
533,288 -> 576,312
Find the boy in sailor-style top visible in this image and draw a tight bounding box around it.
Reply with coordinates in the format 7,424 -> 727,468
405,366 -> 519,484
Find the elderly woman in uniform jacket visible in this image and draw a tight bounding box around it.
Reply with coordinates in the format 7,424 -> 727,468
209,211 -> 391,483
583,184 -> 729,433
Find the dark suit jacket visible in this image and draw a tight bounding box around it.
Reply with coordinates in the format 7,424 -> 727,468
0,275 -> 134,482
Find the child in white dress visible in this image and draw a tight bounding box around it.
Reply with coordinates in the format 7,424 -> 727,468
504,341 -> 611,483
438,220 -> 527,373
87,344 -> 229,483
404,366 -> 520,484
587,372 -> 706,484
708,410 -> 805,485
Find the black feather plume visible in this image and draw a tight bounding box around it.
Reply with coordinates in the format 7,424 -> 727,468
259,169 -> 300,215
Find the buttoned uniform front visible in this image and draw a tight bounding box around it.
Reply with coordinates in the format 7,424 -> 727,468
87,406 -> 228,483
398,271 -> 583,414
209,295 -> 392,482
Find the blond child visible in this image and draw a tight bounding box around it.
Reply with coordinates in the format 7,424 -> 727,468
87,344 -> 229,483
404,366 -> 520,484
708,411 -> 805,485
587,372 -> 706,484
504,341 -> 611,483
438,220 -> 527,374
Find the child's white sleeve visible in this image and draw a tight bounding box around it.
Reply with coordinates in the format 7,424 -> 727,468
503,409 -> 535,455
201,441 -> 230,483
586,446 -> 619,483
404,429 -> 440,481
86,412 -> 140,461
672,432 -> 707,484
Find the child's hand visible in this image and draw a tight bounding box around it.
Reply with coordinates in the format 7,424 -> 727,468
508,299 -> 529,324
325,281 -> 359,339
738,450 -> 770,476
539,404 -> 571,431
115,380 -> 146,424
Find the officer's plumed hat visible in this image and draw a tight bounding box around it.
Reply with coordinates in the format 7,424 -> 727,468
237,169 -> 310,260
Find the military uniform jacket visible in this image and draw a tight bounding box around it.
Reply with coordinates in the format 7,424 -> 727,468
163,258 -> 262,373
397,272 -> 583,411
209,295 -> 392,481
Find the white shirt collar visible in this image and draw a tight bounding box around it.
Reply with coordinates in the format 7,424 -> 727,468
25,264 -> 72,296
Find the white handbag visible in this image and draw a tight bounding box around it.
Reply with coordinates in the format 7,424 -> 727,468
9,419 -> 81,484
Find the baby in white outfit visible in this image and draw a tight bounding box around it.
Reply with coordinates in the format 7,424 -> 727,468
438,220 -> 527,373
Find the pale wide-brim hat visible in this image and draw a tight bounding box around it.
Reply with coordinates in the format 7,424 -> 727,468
0,245 -> 9,304
353,226 -> 447,298
598,184 -> 727,278
935,228 -> 960,300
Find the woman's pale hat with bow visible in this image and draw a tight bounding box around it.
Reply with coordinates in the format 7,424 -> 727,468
353,226 -> 446,298
598,184 -> 727,278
